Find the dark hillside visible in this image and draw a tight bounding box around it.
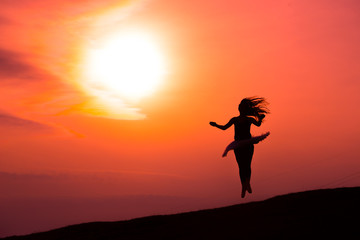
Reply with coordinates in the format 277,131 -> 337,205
3,187 -> 359,240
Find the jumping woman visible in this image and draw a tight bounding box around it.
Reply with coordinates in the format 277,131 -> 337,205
210,97 -> 270,198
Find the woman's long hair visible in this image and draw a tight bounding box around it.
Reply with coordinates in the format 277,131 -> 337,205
239,97 -> 269,120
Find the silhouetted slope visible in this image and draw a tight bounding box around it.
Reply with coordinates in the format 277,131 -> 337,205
3,187 -> 359,240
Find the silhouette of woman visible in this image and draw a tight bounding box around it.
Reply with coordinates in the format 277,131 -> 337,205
210,97 -> 269,198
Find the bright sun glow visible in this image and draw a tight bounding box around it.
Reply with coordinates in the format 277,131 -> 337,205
83,31 -> 166,102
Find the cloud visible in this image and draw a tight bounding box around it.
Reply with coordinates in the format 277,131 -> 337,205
0,16 -> 11,25
0,48 -> 52,82
0,111 -> 88,138
0,0 -> 150,121
0,169 -> 189,199
0,111 -> 54,131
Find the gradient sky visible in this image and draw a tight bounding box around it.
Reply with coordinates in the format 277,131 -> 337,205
1,0 -> 360,237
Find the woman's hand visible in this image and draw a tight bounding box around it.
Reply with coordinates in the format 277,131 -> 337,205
209,121 -> 217,127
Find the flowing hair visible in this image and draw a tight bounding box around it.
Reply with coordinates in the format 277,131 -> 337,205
239,97 -> 270,120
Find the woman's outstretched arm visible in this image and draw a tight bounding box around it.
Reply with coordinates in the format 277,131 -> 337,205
210,118 -> 235,130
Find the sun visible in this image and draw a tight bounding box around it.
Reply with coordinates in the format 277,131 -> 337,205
83,31 -> 166,101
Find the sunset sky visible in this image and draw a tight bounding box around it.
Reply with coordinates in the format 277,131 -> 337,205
1,0 -> 360,237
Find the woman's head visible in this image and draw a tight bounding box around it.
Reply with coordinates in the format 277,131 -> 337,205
238,97 -> 269,118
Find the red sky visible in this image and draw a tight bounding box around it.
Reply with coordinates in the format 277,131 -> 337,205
1,0 -> 360,237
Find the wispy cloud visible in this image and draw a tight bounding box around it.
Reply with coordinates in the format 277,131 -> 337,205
0,110 -> 88,138
0,48 -> 52,81
0,16 -> 11,25
0,169 -> 188,181
0,169 -> 190,199
0,0 -> 151,121
0,111 -> 53,131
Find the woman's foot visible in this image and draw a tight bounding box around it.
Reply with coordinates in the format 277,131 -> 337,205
246,180 -> 252,193
247,184 -> 252,194
241,186 -> 246,198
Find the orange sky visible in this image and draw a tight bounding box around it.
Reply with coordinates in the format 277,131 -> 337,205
1,0 -> 360,237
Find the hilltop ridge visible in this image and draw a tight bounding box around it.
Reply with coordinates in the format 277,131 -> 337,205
3,187 -> 359,240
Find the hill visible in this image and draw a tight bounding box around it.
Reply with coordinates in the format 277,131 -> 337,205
2,187 -> 359,240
